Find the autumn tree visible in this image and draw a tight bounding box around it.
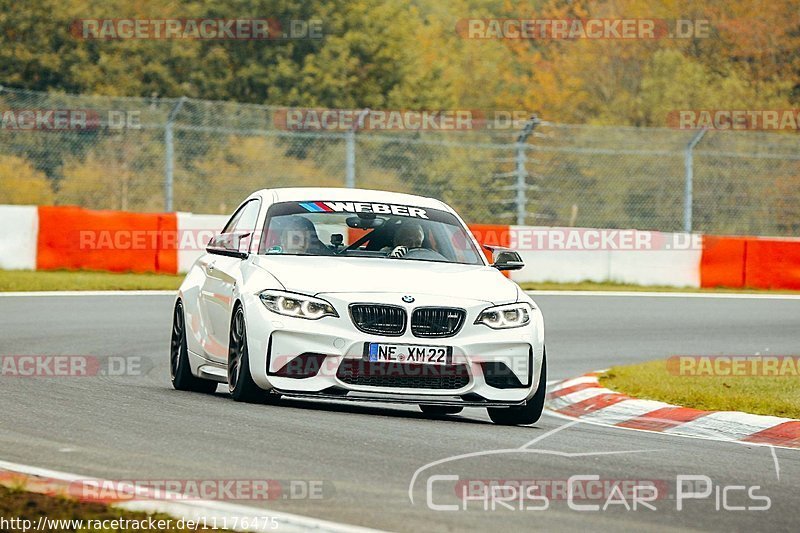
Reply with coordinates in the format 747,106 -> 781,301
0,155 -> 55,204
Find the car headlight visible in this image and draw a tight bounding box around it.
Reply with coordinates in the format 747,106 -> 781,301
475,303 -> 532,329
259,290 -> 338,320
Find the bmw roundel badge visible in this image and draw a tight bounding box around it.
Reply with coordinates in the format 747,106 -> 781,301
402,295 -> 415,303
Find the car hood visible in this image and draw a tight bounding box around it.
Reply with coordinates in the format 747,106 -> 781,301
251,255 -> 518,304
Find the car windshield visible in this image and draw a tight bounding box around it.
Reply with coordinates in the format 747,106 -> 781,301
258,201 -> 484,265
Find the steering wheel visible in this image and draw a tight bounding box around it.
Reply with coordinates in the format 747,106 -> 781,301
398,247 -> 448,261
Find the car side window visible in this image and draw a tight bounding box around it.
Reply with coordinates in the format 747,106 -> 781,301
222,208 -> 244,234
222,199 -> 260,234
218,200 -> 261,253
234,200 -> 261,234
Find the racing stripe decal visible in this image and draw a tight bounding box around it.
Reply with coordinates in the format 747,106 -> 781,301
298,201 -> 336,212
299,202 -> 323,212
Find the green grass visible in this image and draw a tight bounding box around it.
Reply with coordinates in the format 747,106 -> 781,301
1,270 -> 799,294
0,269 -> 182,292
519,280 -> 800,294
600,359 -> 800,419
0,484 -> 211,532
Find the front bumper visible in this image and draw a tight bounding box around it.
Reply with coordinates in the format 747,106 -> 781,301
243,291 -> 545,405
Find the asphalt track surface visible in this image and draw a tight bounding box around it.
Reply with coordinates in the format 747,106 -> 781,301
1,292 -> 799,532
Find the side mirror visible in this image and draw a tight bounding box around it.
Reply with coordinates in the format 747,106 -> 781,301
492,250 -> 524,271
207,232 -> 251,259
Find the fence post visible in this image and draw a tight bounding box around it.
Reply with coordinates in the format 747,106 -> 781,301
683,128 -> 707,233
515,116 -> 540,226
164,96 -> 187,212
345,108 -> 370,188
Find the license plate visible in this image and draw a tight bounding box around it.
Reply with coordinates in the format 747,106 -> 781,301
364,343 -> 452,365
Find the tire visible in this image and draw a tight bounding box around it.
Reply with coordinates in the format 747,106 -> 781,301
228,304 -> 265,403
170,300 -> 218,394
419,405 -> 463,416
487,348 -> 547,426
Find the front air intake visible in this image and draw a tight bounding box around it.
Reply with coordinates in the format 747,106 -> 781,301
337,360 -> 470,389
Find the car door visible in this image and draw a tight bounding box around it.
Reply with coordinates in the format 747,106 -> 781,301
199,199 -> 261,363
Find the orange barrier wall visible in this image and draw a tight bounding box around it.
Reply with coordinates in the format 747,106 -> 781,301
468,224 -> 511,277
36,206 -> 178,274
27,204 -> 800,291
468,224 -> 510,263
744,238 -> 800,290
700,236 -> 747,288
701,235 -> 800,290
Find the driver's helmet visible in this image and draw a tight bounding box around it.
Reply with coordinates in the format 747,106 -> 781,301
393,222 -> 424,249
263,215 -> 327,254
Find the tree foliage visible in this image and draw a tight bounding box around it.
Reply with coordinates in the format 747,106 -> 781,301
1,0 -> 795,123
0,155 -> 54,204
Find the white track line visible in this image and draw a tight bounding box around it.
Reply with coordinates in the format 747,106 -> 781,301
0,459 -> 383,533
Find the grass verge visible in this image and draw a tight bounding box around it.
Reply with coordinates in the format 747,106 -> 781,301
600,359 -> 800,419
0,270 -> 182,292
1,270 -> 798,294
520,280 -> 800,294
0,484 -> 210,532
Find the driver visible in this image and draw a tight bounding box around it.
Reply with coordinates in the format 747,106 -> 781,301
278,216 -> 331,255
388,222 -> 424,258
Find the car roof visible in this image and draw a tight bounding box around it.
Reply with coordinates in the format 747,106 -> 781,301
253,187 -> 453,212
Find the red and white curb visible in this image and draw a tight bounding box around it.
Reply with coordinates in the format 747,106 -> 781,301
0,459 -> 383,533
546,372 -> 800,450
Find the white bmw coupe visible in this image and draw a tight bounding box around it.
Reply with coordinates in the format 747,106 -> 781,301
171,188 -> 546,425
